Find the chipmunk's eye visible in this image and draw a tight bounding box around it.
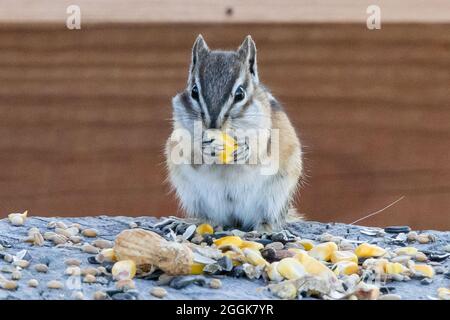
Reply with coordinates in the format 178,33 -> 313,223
234,85 -> 246,103
191,84 -> 199,101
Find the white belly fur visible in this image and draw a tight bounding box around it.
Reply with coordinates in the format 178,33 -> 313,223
169,163 -> 295,230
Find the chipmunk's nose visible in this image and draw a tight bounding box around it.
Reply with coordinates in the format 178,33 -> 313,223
209,120 -> 218,129
207,107 -> 222,129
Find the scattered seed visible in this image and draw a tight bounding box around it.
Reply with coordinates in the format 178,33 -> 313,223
47,280 -> 63,289
97,266 -> 108,275
70,223 -> 82,229
83,274 -> 97,283
28,227 -> 40,236
182,225 -> 197,241
428,252 -> 449,262
190,235 -> 204,244
43,231 -> 57,240
81,267 -> 99,276
157,273 -> 175,286
406,231 -> 418,242
384,226 -> 411,234
55,221 -> 68,229
66,227 -> 79,236
34,263 -> 49,273
65,258 -> 81,266
94,291 -> 108,300
414,252 -> 428,262
13,259 -> 30,268
418,234 -> 430,244
1,280 -> 18,290
438,288 -> 450,300
82,228 -> 98,237
72,291 -> 84,300
92,239 -> 114,249
265,242 -> 284,251
32,232 -> 45,246
69,235 -> 83,244
209,278 -> 222,289
3,253 -> 13,263
27,279 -> 39,288
11,270 -> 21,280
50,234 -> 68,245
115,279 -> 136,291
55,227 -> 74,238
169,275 -> 207,289
65,266 -> 81,276
129,222 -> 139,229
47,221 -> 57,229
8,211 -> 27,226
82,243 -> 100,254
269,281 -> 297,299
150,286 -> 167,298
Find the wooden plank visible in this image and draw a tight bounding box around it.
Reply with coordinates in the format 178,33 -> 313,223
0,23 -> 449,229
0,0 -> 450,23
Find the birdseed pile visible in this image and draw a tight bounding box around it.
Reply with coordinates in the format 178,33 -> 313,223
0,212 -> 449,300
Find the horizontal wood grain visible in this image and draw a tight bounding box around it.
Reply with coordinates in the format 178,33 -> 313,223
1,0 -> 450,23
0,23 -> 449,229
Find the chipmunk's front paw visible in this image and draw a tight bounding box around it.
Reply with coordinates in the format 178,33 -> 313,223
232,139 -> 251,164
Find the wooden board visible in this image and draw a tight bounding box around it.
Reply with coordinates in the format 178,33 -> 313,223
1,0 -> 450,23
0,23 -> 449,229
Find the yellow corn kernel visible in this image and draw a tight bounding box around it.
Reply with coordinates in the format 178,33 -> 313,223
330,251 -> 358,264
97,248 -> 117,263
204,130 -> 237,164
196,223 -> 214,235
298,240 -> 314,251
308,242 -> 338,261
240,241 -> 264,251
362,258 -> 388,274
218,132 -> 237,164
190,263 -> 205,275
394,247 -> 418,256
412,264 -> 435,278
214,236 -> 243,248
355,243 -> 386,258
266,262 -> 284,282
295,251 -> 337,281
384,262 -> 408,275
112,260 -> 136,281
277,257 -> 307,280
287,248 -> 307,255
437,288 -> 450,300
334,261 -> 359,276
223,251 -> 243,266
243,248 -> 268,267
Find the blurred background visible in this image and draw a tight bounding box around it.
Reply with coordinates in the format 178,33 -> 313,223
0,1 -> 449,229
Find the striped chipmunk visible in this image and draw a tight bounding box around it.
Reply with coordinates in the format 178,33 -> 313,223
165,35 -> 302,231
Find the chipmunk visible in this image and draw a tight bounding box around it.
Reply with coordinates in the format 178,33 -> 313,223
165,35 -> 302,231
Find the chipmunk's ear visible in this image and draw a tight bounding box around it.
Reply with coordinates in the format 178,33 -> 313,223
191,34 -> 209,71
238,35 -> 258,83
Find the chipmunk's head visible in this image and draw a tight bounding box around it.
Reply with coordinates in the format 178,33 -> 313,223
173,35 -> 271,133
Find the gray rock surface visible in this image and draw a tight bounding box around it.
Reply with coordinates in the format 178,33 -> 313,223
0,216 -> 448,300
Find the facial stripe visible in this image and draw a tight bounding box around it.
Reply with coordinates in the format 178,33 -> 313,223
180,91 -> 198,118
